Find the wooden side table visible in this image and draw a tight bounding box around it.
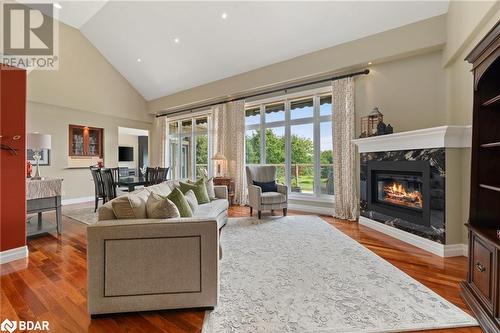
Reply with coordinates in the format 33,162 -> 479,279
213,177 -> 234,205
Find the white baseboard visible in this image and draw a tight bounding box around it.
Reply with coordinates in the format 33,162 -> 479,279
359,216 -> 467,257
62,196 -> 94,206
0,246 -> 28,264
288,203 -> 334,216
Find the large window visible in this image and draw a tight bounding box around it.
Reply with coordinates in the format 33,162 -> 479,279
167,113 -> 212,180
245,88 -> 334,197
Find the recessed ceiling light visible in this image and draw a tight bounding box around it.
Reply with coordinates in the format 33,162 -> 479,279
174,38 -> 180,44
221,12 -> 228,19
53,2 -> 62,9
137,58 -> 142,63
368,62 -> 372,65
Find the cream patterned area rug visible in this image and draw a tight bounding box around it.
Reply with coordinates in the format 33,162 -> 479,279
202,216 -> 477,333
63,205 -> 98,225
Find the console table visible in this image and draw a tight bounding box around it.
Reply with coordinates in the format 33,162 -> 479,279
26,177 -> 63,237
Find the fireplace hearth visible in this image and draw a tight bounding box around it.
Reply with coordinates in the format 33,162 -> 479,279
367,161 -> 431,227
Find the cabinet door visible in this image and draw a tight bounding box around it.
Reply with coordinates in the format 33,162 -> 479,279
88,128 -> 101,157
70,126 -> 85,156
471,233 -> 495,311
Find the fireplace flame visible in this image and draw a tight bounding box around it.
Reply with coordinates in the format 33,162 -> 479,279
383,182 -> 423,209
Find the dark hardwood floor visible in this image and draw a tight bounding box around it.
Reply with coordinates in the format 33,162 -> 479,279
0,204 -> 481,333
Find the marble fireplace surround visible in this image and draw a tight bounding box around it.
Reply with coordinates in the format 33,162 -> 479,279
352,126 -> 471,257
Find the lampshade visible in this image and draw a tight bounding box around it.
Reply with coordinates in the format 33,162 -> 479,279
27,133 -> 51,150
211,152 -> 227,161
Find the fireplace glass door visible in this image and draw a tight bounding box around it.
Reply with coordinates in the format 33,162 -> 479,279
375,173 -> 423,211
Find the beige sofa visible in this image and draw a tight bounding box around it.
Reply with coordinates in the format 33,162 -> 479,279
87,180 -> 228,315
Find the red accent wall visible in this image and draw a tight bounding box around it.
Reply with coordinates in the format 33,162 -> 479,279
0,65 -> 27,252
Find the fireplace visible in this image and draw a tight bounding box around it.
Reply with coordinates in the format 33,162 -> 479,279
367,161 -> 431,227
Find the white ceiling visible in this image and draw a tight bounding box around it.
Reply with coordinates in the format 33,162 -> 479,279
28,1 -> 450,101
118,127 -> 149,136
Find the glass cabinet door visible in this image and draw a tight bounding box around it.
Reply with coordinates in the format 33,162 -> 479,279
71,127 -> 85,155
69,125 -> 103,157
88,128 -> 101,156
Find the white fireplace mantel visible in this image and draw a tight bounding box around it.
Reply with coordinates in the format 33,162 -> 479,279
351,126 -> 472,153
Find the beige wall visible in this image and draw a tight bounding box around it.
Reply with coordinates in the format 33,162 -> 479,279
28,102 -> 151,200
355,51 -> 446,136
443,3 -> 500,244
28,21 -> 151,123
118,133 -> 139,170
149,15 -> 446,114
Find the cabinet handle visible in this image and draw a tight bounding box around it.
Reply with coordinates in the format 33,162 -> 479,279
475,262 -> 486,273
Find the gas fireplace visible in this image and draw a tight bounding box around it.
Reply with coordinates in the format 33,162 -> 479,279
367,161 -> 431,227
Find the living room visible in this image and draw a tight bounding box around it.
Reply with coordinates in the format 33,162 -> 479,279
1,1 -> 499,332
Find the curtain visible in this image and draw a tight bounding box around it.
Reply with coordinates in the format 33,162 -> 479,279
212,101 -> 247,205
150,116 -> 166,167
332,77 -> 358,221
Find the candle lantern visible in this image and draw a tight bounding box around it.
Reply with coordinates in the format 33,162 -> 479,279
360,107 -> 384,137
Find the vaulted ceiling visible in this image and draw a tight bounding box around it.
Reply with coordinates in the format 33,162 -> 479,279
46,1 -> 449,101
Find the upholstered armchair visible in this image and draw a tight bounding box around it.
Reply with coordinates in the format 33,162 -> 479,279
246,165 -> 288,219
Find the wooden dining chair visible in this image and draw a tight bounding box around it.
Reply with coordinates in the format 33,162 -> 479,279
90,167 -> 106,212
100,168 -> 117,201
145,167 -> 158,186
156,167 -> 169,184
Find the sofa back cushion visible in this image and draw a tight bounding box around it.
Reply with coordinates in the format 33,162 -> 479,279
147,181 -> 172,197
111,189 -> 149,219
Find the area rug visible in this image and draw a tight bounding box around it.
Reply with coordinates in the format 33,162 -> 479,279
202,216 -> 477,333
63,205 -> 98,225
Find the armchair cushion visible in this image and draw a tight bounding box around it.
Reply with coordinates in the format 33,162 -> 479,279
253,180 -> 278,193
260,192 -> 287,204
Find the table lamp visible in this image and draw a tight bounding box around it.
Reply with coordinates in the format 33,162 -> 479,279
211,152 -> 227,177
27,133 -> 51,180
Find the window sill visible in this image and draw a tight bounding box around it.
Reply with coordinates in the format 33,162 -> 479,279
289,194 -> 334,204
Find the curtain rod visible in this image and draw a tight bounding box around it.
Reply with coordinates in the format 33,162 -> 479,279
156,69 -> 369,118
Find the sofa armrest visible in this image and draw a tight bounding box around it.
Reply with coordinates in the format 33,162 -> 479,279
214,185 -> 228,199
277,184 -> 288,200
87,219 -> 219,314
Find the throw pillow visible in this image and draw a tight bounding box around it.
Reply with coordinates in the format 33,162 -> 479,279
146,192 -> 180,219
184,190 -> 199,213
188,177 -> 216,200
111,189 -> 149,219
179,179 -> 210,204
253,180 -> 278,193
166,188 -> 193,217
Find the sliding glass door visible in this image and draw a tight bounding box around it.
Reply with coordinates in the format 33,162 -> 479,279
167,113 -> 212,180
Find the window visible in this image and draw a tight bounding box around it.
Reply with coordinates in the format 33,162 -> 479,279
245,88 -> 333,198
167,114 -> 212,180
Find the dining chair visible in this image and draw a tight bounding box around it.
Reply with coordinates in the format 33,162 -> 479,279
145,167 -> 158,186
90,167 -> 106,212
156,167 -> 169,184
100,168 -> 117,201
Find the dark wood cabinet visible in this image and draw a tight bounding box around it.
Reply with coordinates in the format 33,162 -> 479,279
68,125 -> 103,158
461,21 -> 500,333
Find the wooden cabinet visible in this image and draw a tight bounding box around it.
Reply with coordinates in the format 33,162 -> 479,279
460,21 -> 500,333
69,125 -> 103,158
213,177 -> 235,205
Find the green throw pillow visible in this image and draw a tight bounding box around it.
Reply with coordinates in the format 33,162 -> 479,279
179,179 -> 210,204
165,188 -> 193,217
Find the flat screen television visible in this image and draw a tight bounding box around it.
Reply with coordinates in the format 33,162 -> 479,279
118,146 -> 134,162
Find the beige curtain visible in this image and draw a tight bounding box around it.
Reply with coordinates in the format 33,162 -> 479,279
212,101 -> 247,205
150,116 -> 166,167
332,77 -> 358,221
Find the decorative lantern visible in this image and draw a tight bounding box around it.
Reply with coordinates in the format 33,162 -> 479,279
360,107 -> 384,137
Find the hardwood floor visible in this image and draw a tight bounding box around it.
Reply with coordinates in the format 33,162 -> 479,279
0,204 -> 481,333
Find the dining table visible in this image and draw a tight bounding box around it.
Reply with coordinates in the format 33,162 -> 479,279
116,176 -> 147,192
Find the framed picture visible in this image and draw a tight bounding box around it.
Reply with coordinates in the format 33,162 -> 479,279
27,149 -> 51,166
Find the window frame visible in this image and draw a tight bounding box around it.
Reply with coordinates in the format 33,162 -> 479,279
245,86 -> 334,200
165,110 -> 213,180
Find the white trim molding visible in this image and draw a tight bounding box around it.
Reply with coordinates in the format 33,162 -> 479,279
359,216 -> 467,257
0,246 -> 28,264
352,125 -> 472,153
288,203 -> 334,216
61,196 -> 94,206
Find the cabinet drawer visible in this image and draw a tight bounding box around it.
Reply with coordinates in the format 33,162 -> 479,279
471,234 -> 495,310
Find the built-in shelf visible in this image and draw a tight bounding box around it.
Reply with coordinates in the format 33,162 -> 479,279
480,141 -> 500,148
482,94 -> 500,107
479,184 -> 500,192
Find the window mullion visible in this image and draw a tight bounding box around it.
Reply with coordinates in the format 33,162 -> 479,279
285,99 -> 291,191
260,104 -> 266,164
313,95 -> 321,197
191,117 -> 196,180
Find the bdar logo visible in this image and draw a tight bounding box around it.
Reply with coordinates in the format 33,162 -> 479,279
0,319 -> 17,333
